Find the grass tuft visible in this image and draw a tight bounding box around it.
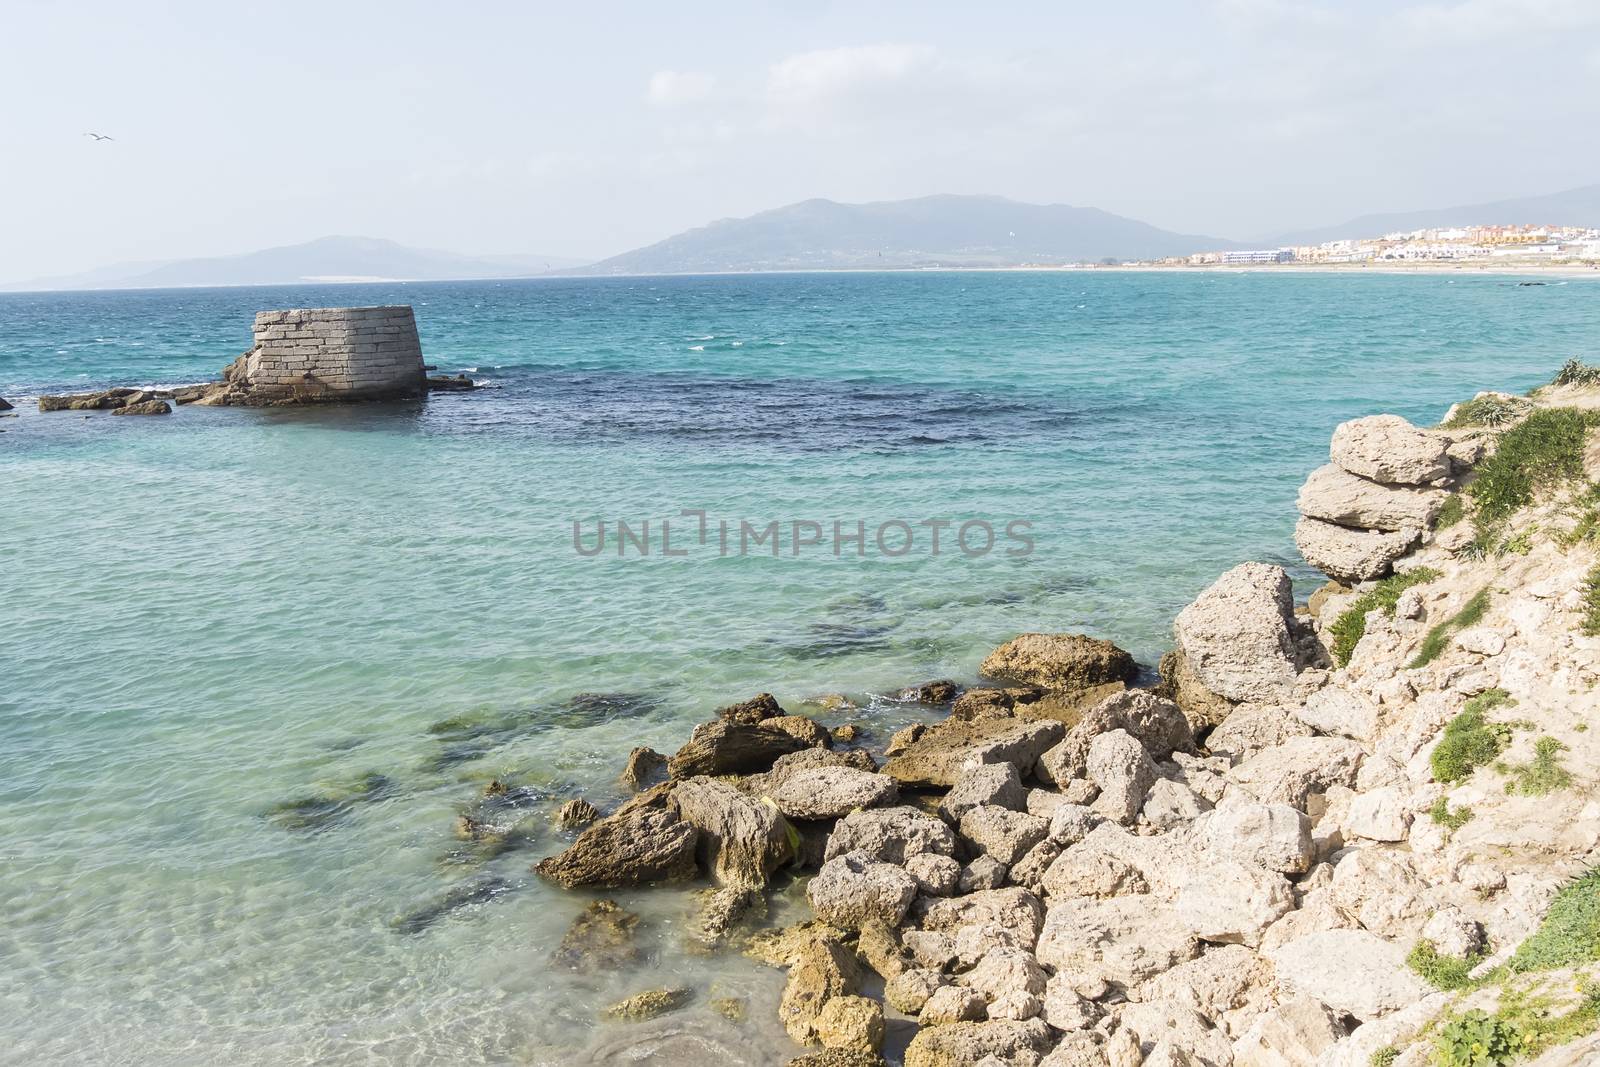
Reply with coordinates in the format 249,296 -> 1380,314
1552,358 -> 1600,387
1468,408 -> 1600,532
1509,867 -> 1600,974
1429,796 -> 1475,833
1581,564 -> 1600,637
1443,395 -> 1525,429
1431,688 -> 1515,784
1499,736 -> 1573,797
1435,494 -> 1467,529
1329,567 -> 1442,666
1410,586 -> 1493,668
1408,939 -> 1480,991
1369,1048 -> 1397,1067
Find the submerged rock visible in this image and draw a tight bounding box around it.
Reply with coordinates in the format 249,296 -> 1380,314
979,632 -> 1136,692
553,899 -> 643,971
390,875 -> 511,934
603,987 -> 694,1022
264,771 -> 393,832
534,808 -> 699,889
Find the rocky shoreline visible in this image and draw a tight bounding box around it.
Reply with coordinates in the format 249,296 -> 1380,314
528,365 -> 1600,1066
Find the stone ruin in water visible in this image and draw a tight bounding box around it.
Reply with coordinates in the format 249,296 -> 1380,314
36,305 -> 474,413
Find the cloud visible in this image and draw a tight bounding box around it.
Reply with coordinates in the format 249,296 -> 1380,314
646,70 -> 716,107
1396,0 -> 1600,37
766,44 -> 937,105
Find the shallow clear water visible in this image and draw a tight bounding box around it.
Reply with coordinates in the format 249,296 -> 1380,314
2,271 -> 1596,1064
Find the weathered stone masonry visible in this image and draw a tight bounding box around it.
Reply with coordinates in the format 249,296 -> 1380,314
239,305 -> 426,400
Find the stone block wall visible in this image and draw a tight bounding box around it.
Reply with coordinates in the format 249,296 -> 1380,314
245,306 -> 425,400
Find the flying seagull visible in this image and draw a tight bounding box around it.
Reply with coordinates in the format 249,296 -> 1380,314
84,132 -> 114,141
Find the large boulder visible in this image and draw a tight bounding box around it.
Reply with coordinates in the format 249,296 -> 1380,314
1174,859 -> 1294,948
1157,650 -> 1236,730
1172,563 -> 1301,706
902,1019 -> 1054,1067
1329,414 -> 1450,486
668,720 -> 810,777
958,805 -> 1050,866
939,763 -> 1026,822
771,766 -> 899,820
1267,929 -> 1429,1020
884,716 -> 1065,788
1293,516 -> 1417,584
808,851 -> 919,929
669,776 -> 794,889
979,632 -> 1136,692
1035,896 -> 1198,990
1036,690 -> 1192,784
825,806 -> 957,864
1227,736 -> 1364,809
779,933 -> 863,1044
1200,801 -> 1314,874
1231,996 -> 1347,1067
534,808 -> 698,888
1296,463 -> 1447,531
813,995 -> 885,1054
1085,730 -> 1156,824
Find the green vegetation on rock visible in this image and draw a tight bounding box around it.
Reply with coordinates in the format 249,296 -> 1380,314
1435,494 -> 1467,529
1442,395 -> 1524,430
1411,587 -> 1493,668
1510,867 -> 1600,973
1408,940 -> 1481,991
1370,1048 -> 1398,1067
1467,408 -> 1600,536
1432,1009 -> 1528,1066
1499,736 -> 1573,797
1581,564 -> 1600,637
1552,358 -> 1600,387
1431,689 -> 1515,784
1330,567 -> 1442,667
1429,796 -> 1475,834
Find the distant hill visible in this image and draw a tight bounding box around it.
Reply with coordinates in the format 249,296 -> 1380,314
576,195 -> 1242,275
4,236 -> 591,291
1272,183 -> 1600,246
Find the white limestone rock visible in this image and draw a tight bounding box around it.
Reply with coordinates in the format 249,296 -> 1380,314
1087,730 -> 1157,824
1296,463 -> 1448,532
1173,562 -> 1302,704
1202,800 -> 1314,874
960,805 -> 1051,866
1227,736 -> 1364,809
1268,929 -> 1429,1020
1329,414 -> 1450,486
1231,995 -> 1346,1067
941,762 -> 1027,822
1294,516 -> 1418,584
1295,687 -> 1381,744
1176,858 -> 1295,948
824,805 -> 957,864
1035,896 -> 1199,989
807,850 -> 918,929
770,765 -> 900,820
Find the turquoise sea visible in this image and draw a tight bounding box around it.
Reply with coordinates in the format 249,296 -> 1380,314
2,271 -> 1597,1065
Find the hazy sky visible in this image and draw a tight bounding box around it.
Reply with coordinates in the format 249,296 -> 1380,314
4,0 -> 1598,280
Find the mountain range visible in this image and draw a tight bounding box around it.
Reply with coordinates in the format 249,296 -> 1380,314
6,184 -> 1596,290
573,195 -> 1242,274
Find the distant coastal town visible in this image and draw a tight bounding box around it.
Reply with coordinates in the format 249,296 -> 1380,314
1153,223 -> 1600,269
